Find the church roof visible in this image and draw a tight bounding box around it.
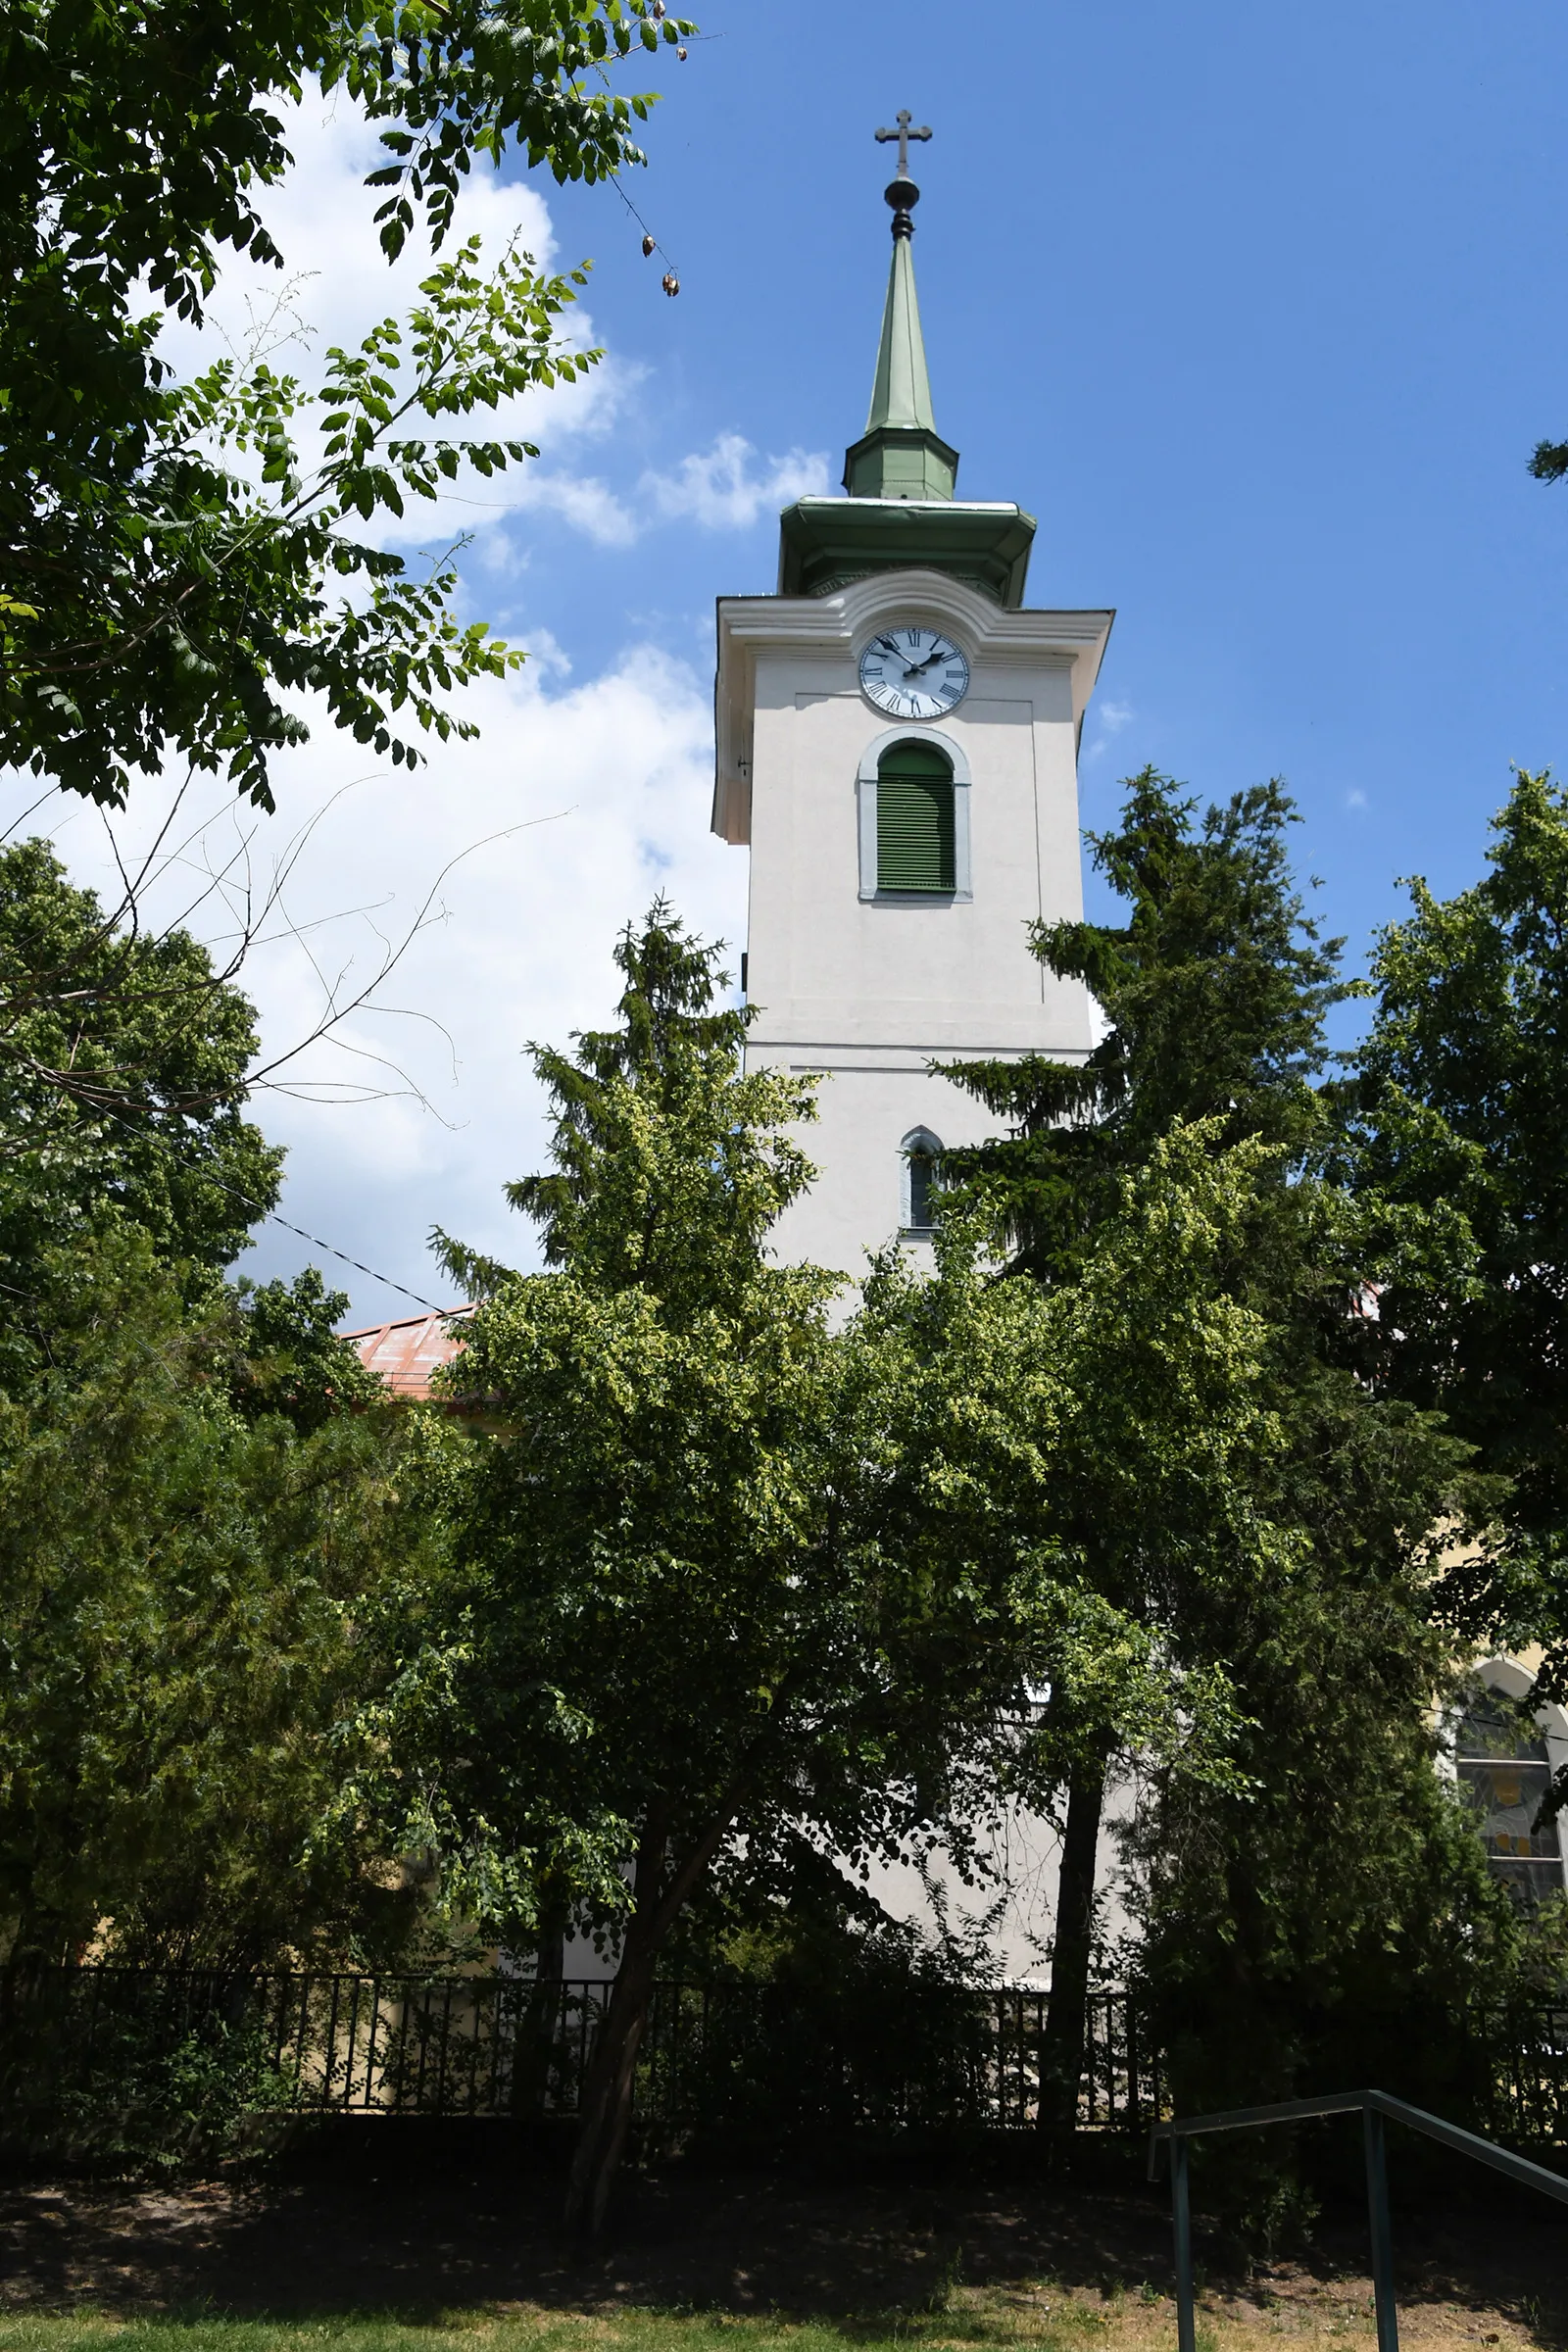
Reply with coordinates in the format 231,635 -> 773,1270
343,1304 -> 474,1399
778,498 -> 1035,608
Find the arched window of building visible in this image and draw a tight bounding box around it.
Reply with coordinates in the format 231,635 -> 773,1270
856,729 -> 972,904
1455,1676 -> 1566,1908
902,1128 -> 943,1234
877,739 -> 956,894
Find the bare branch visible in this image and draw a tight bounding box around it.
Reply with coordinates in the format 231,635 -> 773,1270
0,773 -> 573,1150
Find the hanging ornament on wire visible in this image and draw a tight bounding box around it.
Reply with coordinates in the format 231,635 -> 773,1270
614,170 -> 681,295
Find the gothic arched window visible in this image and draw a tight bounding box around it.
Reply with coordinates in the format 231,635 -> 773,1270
902,1128 -> 943,1234
877,740 -> 956,894
1455,1677 -> 1566,1908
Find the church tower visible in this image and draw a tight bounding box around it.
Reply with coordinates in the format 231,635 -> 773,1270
711,120 -> 1113,1276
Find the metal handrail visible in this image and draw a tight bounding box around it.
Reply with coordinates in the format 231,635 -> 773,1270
1147,2088 -> 1568,2352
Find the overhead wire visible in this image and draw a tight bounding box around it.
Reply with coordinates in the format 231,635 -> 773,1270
90,1097 -> 453,1316
0,41 -> 721,1319
607,172 -> 681,291
587,13 -> 718,295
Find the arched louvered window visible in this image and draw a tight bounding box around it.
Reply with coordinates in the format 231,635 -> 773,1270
877,740 -> 956,895
902,1128 -> 944,1234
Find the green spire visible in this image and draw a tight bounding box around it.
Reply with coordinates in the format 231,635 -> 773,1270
775,117 -> 1038,606
843,163 -> 958,502
866,235 -> 936,437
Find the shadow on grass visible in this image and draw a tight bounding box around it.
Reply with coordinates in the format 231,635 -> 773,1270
0,2145 -> 1565,2348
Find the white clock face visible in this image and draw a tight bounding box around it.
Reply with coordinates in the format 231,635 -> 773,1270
858,627 -> 970,719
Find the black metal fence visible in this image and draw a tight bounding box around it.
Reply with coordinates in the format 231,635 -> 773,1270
7,1969 -> 1566,2151
0,1969 -> 1160,2136
1484,2004 -> 1568,2145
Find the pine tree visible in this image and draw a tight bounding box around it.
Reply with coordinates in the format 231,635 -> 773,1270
941,769 -> 1506,2154
1345,769 -> 1568,1690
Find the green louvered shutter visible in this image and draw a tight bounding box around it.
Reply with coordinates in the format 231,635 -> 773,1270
876,742 -> 956,893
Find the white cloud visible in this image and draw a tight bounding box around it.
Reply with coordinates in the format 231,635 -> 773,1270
16,644 -> 747,1324
642,433 -> 831,530
1345,787 -> 1369,810
454,433 -> 833,556
146,98 -> 825,575
24,95 -> 819,1322
175,90 -> 577,394
154,102 -> 821,565
1081,699 -> 1137,764
499,470 -> 639,546
151,88 -> 625,564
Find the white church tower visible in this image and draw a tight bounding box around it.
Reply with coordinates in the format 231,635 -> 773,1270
711,116 -> 1113,1277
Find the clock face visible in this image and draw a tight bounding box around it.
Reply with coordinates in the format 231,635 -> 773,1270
858,627 -> 970,720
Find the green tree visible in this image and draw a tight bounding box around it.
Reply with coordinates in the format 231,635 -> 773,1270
941,768 -> 1499,2145
1345,768 -> 1568,1682
941,769 -> 1347,1285
1127,1348 -> 1517,2232
230,1264 -> 384,1434
0,841 -> 426,1981
0,1237 -> 425,1974
2,0 -> 691,808
0,838 -> 282,1320
352,907 -> 1290,2231
1529,437 -> 1568,489
938,770 -> 1350,2130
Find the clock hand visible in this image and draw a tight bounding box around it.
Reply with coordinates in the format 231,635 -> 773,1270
901,647 -> 950,679
875,635 -> 905,661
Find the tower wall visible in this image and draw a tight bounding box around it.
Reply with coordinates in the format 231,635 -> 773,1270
714,568 -> 1110,1279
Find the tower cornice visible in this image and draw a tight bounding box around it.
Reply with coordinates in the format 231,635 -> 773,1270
778,496 -> 1036,607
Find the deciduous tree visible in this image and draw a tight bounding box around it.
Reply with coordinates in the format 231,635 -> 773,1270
0,843 -> 427,1978
2,0 -> 691,807
356,907 -> 1290,2231
0,838 -> 282,1321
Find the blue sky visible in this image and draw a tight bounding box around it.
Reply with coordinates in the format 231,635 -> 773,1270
12,0 -> 1568,1322
538,0 -> 1568,952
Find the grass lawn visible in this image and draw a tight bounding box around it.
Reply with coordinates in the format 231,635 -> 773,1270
0,2159 -> 1553,2352
0,2277 -> 1545,2352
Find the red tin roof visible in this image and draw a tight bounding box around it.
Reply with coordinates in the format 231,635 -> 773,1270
342,1304 -> 476,1400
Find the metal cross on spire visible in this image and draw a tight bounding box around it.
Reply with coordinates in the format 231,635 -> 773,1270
875,109 -> 931,179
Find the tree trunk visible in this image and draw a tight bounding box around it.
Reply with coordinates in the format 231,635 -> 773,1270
1037,1740 -> 1111,2138
564,1927 -> 659,2235
563,1806 -> 733,2236
513,1903 -> 567,2120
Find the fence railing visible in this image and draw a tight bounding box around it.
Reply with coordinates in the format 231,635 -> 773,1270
0,1969 -> 1160,2133
1483,2002 -> 1568,2144
7,1970 -> 1567,2147
1149,2089 -> 1568,2352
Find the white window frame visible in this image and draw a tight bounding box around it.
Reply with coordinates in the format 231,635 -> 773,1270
1450,1655 -> 1568,1897
858,726 -> 973,904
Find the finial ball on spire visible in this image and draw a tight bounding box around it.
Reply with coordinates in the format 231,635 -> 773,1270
884,178 -> 919,238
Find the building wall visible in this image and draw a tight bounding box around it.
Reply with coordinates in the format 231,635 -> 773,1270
717,568 -> 1108,1278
